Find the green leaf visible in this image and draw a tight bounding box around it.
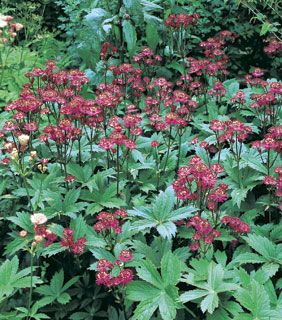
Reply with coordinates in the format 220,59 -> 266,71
70,215 -> 87,240
180,289 -> 208,303
201,292 -> 219,314
161,252 -> 182,286
158,291 -> 177,320
0,256 -> 40,303
231,252 -> 268,266
50,270 -> 64,296
136,260 -> 164,289
156,221 -> 177,239
67,163 -> 92,183
152,187 -> 174,221
41,243 -> 66,257
146,23 -> 159,51
57,292 -> 71,304
122,20 -> 137,55
131,297 -> 159,320
260,22 -> 272,35
126,281 -> 161,301
247,234 -> 277,261
7,212 -> 33,232
241,148 -> 267,174
234,280 -> 279,319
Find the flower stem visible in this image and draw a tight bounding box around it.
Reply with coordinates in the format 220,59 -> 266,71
163,126 -> 172,173
27,253 -> 34,320
116,145 -> 120,196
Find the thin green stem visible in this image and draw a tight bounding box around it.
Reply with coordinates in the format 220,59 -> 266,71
116,145 -> 120,196
27,253 -> 34,320
163,126 -> 172,173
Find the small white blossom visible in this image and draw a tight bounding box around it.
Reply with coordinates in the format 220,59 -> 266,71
30,213 -> 47,225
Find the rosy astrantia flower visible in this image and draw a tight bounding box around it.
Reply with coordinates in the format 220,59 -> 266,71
30,213 -> 48,225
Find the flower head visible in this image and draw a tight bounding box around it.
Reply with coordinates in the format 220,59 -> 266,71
30,213 -> 47,225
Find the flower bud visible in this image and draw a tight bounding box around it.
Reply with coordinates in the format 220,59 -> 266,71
19,230 -> 27,238
31,241 -> 37,248
14,23 -> 23,31
11,148 -> 18,160
29,151 -> 37,161
34,235 -> 44,243
38,164 -> 47,173
4,142 -> 13,152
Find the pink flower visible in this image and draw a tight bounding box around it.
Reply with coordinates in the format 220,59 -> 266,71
118,250 -> 133,262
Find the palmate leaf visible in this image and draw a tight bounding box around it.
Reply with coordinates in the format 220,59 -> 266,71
128,187 -> 196,239
126,281 -> 160,301
7,212 -> 33,232
136,260 -> 164,289
81,182 -> 125,213
67,163 -> 92,184
0,256 -> 41,303
247,234 -> 277,260
234,280 -> 281,320
241,147 -> 267,174
130,297 -> 160,320
70,215 -> 88,240
180,262 -> 238,314
231,234 -> 282,269
35,270 -> 79,305
223,156 -> 262,208
127,252 -> 183,320
44,188 -> 87,218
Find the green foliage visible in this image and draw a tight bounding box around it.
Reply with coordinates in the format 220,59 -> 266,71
181,261 -> 239,315
128,187 -> 197,239
35,270 -> 79,305
127,252 -> 183,320
0,256 -> 41,303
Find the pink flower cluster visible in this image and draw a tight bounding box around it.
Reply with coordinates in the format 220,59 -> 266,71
200,30 -> 236,60
0,15 -> 23,43
230,90 -> 246,105
264,39 -> 282,56
173,156 -> 228,210
0,61 -> 91,158
187,216 -> 221,251
208,81 -> 226,97
41,122 -> 81,145
99,113 -> 142,151
263,166 -> 282,198
133,47 -> 162,66
100,42 -> 118,60
221,216 -> 251,234
252,125 -> 282,154
109,63 -> 148,98
146,88 -> 198,131
164,13 -> 200,29
248,80 -> 282,126
34,225 -> 57,247
60,228 -> 86,255
209,119 -> 252,143
93,209 -> 127,234
96,250 -> 133,287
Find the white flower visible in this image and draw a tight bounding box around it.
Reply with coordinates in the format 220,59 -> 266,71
0,20 -> 7,28
30,213 -> 47,225
0,14 -> 8,28
18,134 -> 29,146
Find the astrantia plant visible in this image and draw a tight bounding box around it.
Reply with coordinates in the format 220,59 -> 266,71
0,3 -> 281,320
